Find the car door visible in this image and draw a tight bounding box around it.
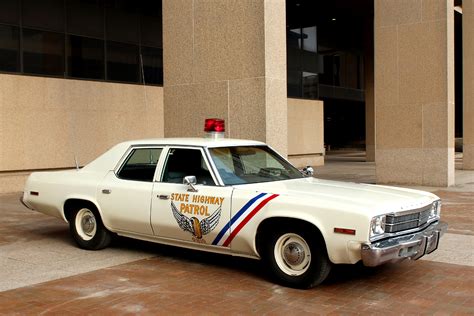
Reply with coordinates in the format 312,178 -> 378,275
151,146 -> 233,247
98,146 -> 163,235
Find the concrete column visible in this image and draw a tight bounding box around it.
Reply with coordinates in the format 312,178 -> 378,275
374,0 -> 455,186
162,0 -> 288,156
464,0 -> 474,169
365,18 -> 375,162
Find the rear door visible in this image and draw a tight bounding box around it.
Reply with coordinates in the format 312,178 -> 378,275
98,146 -> 163,235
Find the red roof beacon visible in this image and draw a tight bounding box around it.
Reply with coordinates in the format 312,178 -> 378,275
204,118 -> 225,139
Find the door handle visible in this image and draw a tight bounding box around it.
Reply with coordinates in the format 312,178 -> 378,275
157,194 -> 170,200
102,189 -> 111,194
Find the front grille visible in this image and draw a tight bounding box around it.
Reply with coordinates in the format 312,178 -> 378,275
385,206 -> 431,233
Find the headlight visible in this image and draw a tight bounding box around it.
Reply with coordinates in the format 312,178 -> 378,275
430,200 -> 441,218
370,215 -> 386,238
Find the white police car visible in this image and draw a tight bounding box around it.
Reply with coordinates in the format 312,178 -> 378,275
21,119 -> 447,288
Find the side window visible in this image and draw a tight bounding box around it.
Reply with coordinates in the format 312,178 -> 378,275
117,148 -> 162,182
162,148 -> 215,186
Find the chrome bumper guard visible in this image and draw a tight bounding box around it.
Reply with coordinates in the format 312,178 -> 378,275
361,221 -> 448,267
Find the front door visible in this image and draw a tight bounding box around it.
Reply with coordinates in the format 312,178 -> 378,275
151,147 -> 233,247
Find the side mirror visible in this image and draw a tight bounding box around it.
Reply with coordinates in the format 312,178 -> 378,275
183,175 -> 198,192
301,166 -> 314,177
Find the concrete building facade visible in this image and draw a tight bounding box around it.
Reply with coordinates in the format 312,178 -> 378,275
0,0 -> 471,193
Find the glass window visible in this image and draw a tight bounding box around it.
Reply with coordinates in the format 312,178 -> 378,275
22,0 -> 64,32
106,0 -> 139,44
106,41 -> 139,82
23,29 -> 64,76
117,148 -> 162,182
141,46 -> 162,85
140,0 -> 162,48
66,0 -> 104,38
0,25 -> 19,72
67,35 -> 104,79
0,0 -> 19,25
210,146 -> 303,185
162,148 -> 215,186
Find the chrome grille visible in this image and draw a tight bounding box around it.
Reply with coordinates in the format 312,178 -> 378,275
385,206 -> 431,233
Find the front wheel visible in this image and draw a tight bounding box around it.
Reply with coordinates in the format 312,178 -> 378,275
262,228 -> 331,289
70,206 -> 112,250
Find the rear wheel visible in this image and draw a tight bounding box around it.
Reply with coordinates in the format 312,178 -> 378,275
262,227 -> 331,289
70,206 -> 111,250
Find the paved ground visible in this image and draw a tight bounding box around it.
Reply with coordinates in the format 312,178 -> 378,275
0,153 -> 473,315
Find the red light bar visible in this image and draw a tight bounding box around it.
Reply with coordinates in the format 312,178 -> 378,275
204,118 -> 225,133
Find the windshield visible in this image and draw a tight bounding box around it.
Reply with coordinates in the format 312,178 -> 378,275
209,146 -> 304,185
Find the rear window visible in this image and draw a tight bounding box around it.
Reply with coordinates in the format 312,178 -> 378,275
117,148 -> 162,182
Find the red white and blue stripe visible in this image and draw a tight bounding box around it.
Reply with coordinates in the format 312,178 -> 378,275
212,192 -> 279,247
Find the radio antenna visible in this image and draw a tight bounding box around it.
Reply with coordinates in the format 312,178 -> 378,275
140,53 -> 149,110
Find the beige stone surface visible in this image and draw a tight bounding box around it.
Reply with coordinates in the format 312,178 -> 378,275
287,98 -> 324,157
265,78 -> 288,156
164,81 -> 229,138
264,0 -> 287,80
422,0 -> 449,22
374,0 -> 454,186
376,148 -> 425,184
228,78 -> 266,141
422,148 -> 454,186
464,0 -> 474,170
0,172 -> 30,194
193,0 -> 265,82
398,20 -> 447,105
162,0 -> 194,86
375,0 -> 421,27
374,26 -> 399,106
0,74 -> 164,172
163,0 -> 288,155
376,104 -> 423,149
288,155 -> 324,168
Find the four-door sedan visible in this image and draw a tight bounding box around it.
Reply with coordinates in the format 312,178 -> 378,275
21,121 -> 447,288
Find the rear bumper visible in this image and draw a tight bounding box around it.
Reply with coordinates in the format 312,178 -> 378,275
20,195 -> 35,211
361,221 -> 448,267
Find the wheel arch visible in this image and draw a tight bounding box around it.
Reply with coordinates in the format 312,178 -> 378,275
63,198 -> 102,224
255,216 -> 328,259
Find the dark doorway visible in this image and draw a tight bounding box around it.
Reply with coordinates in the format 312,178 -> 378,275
286,0 -> 374,149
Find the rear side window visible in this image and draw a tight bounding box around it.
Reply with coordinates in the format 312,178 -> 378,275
117,148 -> 162,182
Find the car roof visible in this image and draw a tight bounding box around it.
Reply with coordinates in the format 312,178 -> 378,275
120,137 -> 266,148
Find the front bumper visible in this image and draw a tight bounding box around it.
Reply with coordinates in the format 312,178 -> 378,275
361,221 -> 448,267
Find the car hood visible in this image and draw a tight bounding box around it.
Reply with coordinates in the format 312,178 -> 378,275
234,177 -> 438,216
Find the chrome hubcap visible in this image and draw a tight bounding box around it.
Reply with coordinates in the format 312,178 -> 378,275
81,214 -> 96,237
274,233 -> 311,276
75,208 -> 97,241
283,242 -> 305,266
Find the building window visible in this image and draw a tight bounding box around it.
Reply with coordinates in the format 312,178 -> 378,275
22,0 -> 65,32
0,25 -> 19,72
0,0 -> 19,25
67,35 -> 104,79
0,0 -> 163,86
23,29 -> 64,76
141,46 -> 163,85
66,0 -> 104,39
107,41 -> 139,83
